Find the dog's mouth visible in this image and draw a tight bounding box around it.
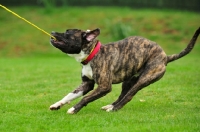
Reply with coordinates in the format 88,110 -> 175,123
50,37 -> 65,45
50,32 -> 65,46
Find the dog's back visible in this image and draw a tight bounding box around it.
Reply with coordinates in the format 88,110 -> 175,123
93,36 -> 167,84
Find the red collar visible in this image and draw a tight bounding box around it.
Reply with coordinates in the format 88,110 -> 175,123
81,41 -> 101,65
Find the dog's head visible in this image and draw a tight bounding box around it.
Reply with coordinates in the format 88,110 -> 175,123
50,28 -> 100,54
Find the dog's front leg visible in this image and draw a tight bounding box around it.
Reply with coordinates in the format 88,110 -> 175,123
67,85 -> 111,114
67,73 -> 112,114
50,76 -> 94,110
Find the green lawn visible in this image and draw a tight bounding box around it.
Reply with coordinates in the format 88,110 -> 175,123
0,6 -> 200,132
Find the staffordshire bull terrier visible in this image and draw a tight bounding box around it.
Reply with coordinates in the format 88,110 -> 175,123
49,27 -> 200,114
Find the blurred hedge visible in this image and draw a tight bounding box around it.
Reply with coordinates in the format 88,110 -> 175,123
1,0 -> 200,12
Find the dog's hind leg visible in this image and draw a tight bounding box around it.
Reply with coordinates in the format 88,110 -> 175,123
101,76 -> 139,111
49,76 -> 94,110
107,63 -> 166,112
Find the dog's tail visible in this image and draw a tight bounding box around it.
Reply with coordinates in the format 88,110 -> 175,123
167,27 -> 200,63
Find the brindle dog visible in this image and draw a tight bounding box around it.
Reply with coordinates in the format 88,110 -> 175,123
49,27 -> 200,114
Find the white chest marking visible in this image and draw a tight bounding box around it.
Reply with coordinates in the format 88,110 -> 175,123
82,63 -> 93,79
67,50 -> 87,62
67,50 -> 93,79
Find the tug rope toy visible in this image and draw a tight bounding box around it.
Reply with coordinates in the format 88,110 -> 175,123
0,4 -> 56,40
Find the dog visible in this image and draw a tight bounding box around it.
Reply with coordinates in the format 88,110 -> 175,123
49,27 -> 200,114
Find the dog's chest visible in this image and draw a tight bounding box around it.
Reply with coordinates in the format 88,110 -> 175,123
82,63 -> 93,79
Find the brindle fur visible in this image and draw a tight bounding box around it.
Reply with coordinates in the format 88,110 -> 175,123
50,27 -> 200,114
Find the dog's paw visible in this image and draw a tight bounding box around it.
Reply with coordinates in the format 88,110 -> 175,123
67,107 -> 75,114
49,102 -> 63,110
106,108 -> 113,112
101,104 -> 114,111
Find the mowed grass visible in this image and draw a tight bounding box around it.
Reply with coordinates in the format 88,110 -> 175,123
0,56 -> 200,131
0,6 -> 200,132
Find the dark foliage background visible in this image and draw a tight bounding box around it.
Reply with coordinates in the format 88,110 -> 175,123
1,0 -> 200,12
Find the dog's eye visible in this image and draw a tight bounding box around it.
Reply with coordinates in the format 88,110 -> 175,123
82,32 -> 87,38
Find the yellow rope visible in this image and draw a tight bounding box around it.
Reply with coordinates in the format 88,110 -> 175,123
0,4 -> 56,40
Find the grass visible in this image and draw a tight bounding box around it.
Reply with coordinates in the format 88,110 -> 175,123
0,6 -> 200,132
0,56 -> 200,131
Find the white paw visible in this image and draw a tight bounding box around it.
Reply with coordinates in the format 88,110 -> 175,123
49,102 -> 63,110
101,104 -> 114,111
106,107 -> 114,112
67,107 -> 75,114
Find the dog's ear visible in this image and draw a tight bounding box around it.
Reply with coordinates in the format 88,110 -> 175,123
83,28 -> 100,41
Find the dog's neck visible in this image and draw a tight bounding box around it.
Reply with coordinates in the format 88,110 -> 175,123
81,41 -> 101,65
67,40 -> 101,64
67,51 -> 88,62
